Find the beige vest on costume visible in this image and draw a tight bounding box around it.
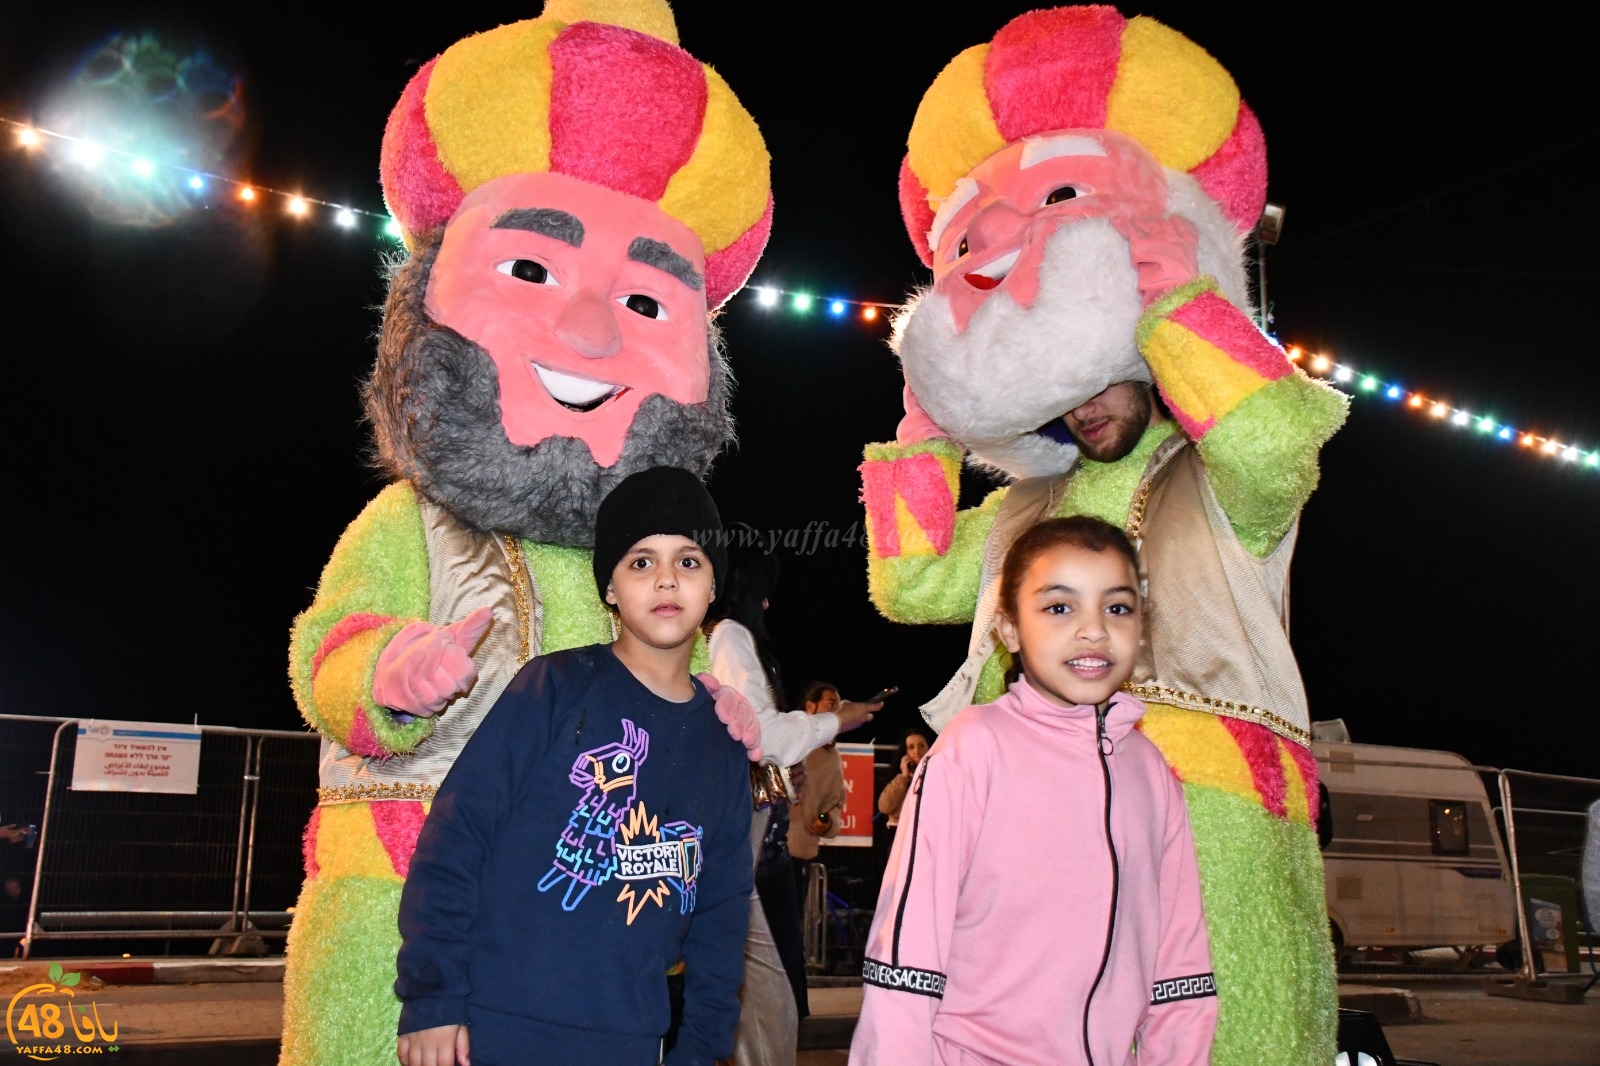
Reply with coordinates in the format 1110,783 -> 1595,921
922,435 -> 1310,746
317,495 -> 540,799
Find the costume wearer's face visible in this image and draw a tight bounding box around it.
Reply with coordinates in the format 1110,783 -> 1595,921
1065,381 -> 1156,463
929,130 -> 1168,333
805,689 -> 841,716
427,171 -> 711,468
997,545 -> 1143,710
904,733 -> 930,767
605,535 -> 715,652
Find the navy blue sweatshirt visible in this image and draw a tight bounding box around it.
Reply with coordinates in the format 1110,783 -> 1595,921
396,644 -> 752,1066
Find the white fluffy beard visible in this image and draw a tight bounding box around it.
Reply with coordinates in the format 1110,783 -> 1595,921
893,172 -> 1251,480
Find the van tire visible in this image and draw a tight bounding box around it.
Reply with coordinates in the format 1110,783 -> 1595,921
1494,939 -> 1522,971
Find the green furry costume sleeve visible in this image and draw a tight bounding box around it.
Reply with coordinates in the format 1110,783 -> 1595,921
1138,277 -> 1348,557
860,438 -> 1006,625
287,482 -> 436,755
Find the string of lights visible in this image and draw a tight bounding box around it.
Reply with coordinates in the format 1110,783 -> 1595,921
4,116 -> 405,240
7,115 -> 1592,472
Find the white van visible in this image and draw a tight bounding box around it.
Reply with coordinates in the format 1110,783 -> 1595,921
1313,720 -> 1517,960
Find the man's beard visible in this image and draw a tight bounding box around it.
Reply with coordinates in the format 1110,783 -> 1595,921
1074,387 -> 1153,464
363,236 -> 734,548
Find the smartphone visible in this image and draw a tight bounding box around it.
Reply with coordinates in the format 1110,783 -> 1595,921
865,686 -> 899,704
23,825 -> 38,850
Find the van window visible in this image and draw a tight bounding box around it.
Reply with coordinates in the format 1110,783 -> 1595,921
1428,800 -> 1468,855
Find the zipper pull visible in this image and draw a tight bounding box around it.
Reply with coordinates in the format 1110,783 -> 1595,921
1095,702 -> 1113,757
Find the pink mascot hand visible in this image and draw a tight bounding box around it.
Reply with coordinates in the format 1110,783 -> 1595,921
697,673 -> 763,762
1112,214 -> 1200,308
371,606 -> 494,718
896,380 -> 947,445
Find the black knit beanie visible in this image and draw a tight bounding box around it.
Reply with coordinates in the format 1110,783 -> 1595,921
592,466 -> 726,599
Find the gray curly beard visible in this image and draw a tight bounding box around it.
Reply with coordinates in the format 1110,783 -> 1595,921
363,234 -> 735,548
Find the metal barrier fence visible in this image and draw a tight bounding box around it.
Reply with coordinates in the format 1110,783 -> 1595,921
0,714 -> 319,958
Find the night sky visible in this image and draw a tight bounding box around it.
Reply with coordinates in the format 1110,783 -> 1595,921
1,4 -> 1596,778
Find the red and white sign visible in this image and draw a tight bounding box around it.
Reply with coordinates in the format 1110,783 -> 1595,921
822,743 -> 876,848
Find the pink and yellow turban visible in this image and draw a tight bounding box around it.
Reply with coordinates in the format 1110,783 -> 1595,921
899,5 -> 1267,266
380,0 -> 771,308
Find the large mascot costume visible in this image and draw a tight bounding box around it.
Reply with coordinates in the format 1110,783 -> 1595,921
859,7 -> 1345,1063
280,3 -> 771,1062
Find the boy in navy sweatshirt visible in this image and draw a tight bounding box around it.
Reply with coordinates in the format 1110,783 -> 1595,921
396,467 -> 753,1066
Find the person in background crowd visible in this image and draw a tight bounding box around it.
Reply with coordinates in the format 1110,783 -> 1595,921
704,533 -> 879,1066
788,683 -> 847,972
876,728 -> 931,832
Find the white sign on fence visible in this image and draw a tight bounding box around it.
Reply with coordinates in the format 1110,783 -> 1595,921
71,721 -> 203,795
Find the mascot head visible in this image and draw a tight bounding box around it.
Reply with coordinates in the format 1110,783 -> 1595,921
894,5 -> 1265,478
367,0 -> 771,546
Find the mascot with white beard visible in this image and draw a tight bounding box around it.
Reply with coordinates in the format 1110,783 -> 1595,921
279,2 -> 769,1063
858,6 -> 1345,1063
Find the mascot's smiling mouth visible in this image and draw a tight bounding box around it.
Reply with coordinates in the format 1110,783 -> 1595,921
532,362 -> 627,413
963,248 -> 1019,290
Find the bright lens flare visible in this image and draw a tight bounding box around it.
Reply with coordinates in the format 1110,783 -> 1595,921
187,174 -> 205,191
238,185 -> 257,203
384,217 -> 404,240
1541,440 -> 1560,455
16,127 -> 41,148
71,141 -> 106,168
1311,355 -> 1331,373
335,208 -> 356,229
862,306 -> 879,321
131,157 -> 155,178
792,293 -> 813,312
1408,395 -> 1425,409
1450,411 -> 1469,426
755,287 -> 778,308
1430,403 -> 1449,418
287,196 -> 309,217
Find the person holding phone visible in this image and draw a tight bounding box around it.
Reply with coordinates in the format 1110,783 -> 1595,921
877,728 -> 932,833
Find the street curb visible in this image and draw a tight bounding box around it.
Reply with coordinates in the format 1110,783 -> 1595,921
0,958 -> 284,986
1337,985 -> 1425,1025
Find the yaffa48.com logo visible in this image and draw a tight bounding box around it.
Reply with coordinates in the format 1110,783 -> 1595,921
6,963 -> 119,1060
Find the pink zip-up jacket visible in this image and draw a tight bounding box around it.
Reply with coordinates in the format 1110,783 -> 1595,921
849,681 -> 1216,1066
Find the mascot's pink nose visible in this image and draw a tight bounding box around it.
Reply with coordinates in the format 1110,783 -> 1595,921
964,201 -> 1030,260
554,289 -> 623,359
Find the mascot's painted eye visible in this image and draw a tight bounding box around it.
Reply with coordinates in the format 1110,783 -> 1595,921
1044,187 -> 1079,206
612,753 -> 631,773
496,259 -> 557,285
957,237 -> 969,258
619,293 -> 665,320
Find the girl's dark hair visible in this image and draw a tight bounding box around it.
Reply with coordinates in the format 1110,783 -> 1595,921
799,681 -> 840,708
703,525 -> 786,709
999,516 -> 1141,620
900,726 -> 932,753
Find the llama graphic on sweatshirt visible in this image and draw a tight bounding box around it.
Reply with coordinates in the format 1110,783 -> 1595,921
537,718 -> 705,920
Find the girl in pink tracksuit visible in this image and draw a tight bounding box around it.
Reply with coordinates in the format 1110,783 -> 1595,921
850,517 -> 1216,1066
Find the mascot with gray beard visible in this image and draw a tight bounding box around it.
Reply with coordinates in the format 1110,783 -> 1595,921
856,6 -> 1346,1064
279,3 -> 770,1063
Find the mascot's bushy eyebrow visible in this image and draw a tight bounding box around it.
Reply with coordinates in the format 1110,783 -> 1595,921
628,237 -> 703,291
492,207 -> 585,246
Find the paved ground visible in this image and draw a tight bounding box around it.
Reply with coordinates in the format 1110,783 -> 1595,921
4,961 -> 1596,1064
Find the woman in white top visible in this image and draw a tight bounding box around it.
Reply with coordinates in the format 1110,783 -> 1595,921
702,531 -> 877,1066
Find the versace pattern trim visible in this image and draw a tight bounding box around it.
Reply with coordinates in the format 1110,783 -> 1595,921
1123,682 -> 1310,746
317,782 -> 438,805
863,957 -> 947,999
1150,972 -> 1217,1006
